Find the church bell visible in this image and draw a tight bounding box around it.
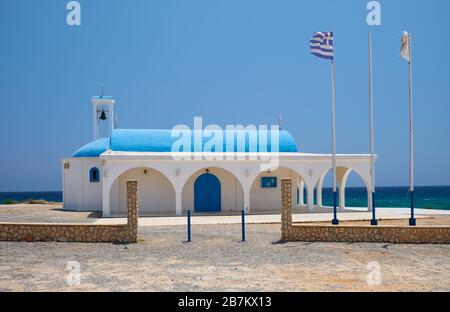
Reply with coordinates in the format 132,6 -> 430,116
99,110 -> 107,121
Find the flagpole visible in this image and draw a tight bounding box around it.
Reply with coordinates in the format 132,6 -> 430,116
310,31 -> 338,224
331,59 -> 339,225
408,34 -> 416,226
369,32 -> 377,226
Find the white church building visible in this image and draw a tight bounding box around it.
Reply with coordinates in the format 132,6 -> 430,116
61,96 -> 375,217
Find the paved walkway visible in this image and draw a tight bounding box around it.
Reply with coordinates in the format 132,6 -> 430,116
93,208 -> 450,227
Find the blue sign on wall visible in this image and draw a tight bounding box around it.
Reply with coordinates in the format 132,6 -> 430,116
261,177 -> 277,188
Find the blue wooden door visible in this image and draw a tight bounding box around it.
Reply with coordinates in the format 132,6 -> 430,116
194,173 -> 221,213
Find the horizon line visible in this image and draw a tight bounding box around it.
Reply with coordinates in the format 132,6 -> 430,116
1,185 -> 450,193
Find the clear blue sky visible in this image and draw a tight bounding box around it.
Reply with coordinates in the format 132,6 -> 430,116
0,0 -> 449,191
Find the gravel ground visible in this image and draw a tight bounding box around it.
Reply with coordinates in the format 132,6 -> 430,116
0,204 -> 100,223
1,223 -> 449,292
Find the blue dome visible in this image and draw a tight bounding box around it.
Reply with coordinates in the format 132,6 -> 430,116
72,128 -> 298,157
72,138 -> 110,157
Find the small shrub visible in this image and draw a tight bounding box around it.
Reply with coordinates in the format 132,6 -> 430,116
3,199 -> 18,205
26,199 -> 50,205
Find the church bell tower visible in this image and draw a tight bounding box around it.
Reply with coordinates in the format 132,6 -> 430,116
91,92 -> 115,140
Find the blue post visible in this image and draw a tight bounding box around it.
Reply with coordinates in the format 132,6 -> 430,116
371,192 -> 378,225
241,209 -> 246,242
187,209 -> 191,242
332,191 -> 339,225
409,191 -> 416,226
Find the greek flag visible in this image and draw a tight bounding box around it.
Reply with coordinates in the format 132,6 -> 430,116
310,32 -> 334,60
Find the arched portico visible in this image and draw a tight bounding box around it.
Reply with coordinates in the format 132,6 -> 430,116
108,167 -> 176,216
98,153 -> 374,216
316,167 -> 352,209
102,161 -> 180,217
315,166 -> 371,211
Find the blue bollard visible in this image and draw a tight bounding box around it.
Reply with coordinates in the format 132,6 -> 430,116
409,191 -> 416,226
187,209 -> 191,242
371,192 -> 378,225
332,191 -> 339,225
241,209 -> 245,242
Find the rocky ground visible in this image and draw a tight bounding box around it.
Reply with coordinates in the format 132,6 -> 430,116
1,204 -> 449,291
1,222 -> 449,291
0,204 -> 99,223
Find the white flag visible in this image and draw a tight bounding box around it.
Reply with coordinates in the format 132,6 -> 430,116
401,31 -> 410,63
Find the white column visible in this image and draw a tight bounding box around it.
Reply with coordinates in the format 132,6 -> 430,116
175,186 -> 182,216
92,103 -> 98,140
307,185 -> 315,212
336,168 -> 351,209
109,105 -> 114,136
102,180 -> 111,217
367,189 -> 373,212
316,179 -> 323,207
299,180 -> 305,206
244,186 -> 251,213
339,185 -> 346,209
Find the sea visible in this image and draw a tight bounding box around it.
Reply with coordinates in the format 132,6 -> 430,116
0,186 -> 449,210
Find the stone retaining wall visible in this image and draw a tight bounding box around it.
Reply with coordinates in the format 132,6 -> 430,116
280,179 -> 450,244
0,223 -> 131,243
284,224 -> 450,244
0,180 -> 139,243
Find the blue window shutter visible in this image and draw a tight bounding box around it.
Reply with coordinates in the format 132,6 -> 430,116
89,167 -> 100,182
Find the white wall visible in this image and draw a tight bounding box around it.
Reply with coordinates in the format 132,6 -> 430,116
109,167 -> 176,216
250,168 -> 300,211
82,158 -> 103,211
182,167 -> 244,213
62,158 -> 102,211
62,159 -> 83,210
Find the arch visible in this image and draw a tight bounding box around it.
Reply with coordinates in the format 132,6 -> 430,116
315,166 -> 370,210
108,166 -> 176,216
249,166 -> 306,213
103,162 -> 179,216
182,167 -> 245,214
105,163 -> 177,193
89,167 -> 100,182
194,173 -> 221,212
